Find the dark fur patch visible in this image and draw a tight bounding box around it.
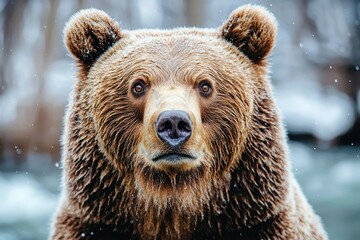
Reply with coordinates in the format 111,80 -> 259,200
221,5 -> 277,64
64,9 -> 122,67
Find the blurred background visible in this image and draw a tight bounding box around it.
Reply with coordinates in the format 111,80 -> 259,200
0,0 -> 359,239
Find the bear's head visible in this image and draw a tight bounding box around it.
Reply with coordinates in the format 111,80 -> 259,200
64,5 -> 287,236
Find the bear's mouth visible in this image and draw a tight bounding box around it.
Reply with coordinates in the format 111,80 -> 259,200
152,152 -> 196,162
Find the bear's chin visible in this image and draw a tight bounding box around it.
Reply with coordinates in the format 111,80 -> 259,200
133,162 -> 215,210
130,161 -> 232,239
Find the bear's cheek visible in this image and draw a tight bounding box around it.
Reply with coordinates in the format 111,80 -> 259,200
135,86 -> 212,171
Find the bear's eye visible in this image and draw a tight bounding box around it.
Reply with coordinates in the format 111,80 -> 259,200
198,80 -> 212,97
132,80 -> 146,96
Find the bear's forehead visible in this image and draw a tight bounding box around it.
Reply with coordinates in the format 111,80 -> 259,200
98,29 -> 244,73
91,28 -> 253,85
109,29 -> 233,60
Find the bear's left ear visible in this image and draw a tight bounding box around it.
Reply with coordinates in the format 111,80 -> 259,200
63,9 -> 122,67
220,5 -> 277,64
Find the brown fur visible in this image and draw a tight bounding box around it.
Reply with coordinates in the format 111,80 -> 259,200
50,5 -> 327,240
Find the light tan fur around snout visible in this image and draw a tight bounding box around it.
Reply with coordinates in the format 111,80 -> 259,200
140,84 -> 207,171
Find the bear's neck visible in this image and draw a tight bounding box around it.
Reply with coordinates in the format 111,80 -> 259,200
227,88 -> 290,227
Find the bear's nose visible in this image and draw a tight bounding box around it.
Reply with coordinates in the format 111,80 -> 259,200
155,110 -> 192,148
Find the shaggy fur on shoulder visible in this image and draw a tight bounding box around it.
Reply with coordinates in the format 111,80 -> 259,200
50,5 -> 327,240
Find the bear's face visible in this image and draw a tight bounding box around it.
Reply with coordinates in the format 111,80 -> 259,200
89,33 -> 256,204
64,5 -> 277,208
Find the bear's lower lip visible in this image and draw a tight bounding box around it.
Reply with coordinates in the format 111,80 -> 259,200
153,153 -> 195,162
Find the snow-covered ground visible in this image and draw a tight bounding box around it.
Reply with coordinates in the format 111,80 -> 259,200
0,142 -> 360,240
0,171 -> 60,240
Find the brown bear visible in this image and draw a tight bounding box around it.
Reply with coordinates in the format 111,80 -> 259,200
50,5 -> 328,240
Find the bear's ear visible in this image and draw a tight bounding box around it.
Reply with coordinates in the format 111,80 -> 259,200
63,9 -> 122,66
220,5 -> 277,64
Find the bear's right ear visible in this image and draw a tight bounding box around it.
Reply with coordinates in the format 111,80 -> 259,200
63,9 -> 122,67
220,5 -> 277,65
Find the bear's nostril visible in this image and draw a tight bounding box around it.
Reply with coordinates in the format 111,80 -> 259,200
156,110 -> 193,148
158,120 -> 173,133
178,120 -> 191,133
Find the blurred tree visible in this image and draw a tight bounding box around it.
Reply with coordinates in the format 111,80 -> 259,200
0,0 -> 29,164
32,0 -> 59,154
0,0 -> 28,96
